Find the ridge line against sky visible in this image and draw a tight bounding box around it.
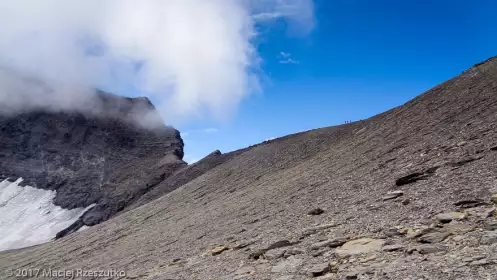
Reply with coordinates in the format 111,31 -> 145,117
0,0 -> 496,164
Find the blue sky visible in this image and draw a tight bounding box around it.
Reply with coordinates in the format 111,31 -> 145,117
180,0 -> 497,163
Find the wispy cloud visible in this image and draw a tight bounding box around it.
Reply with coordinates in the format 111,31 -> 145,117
203,128 -> 219,133
182,127 -> 219,136
278,52 -> 300,64
252,12 -> 283,21
251,0 -> 315,33
279,58 -> 300,64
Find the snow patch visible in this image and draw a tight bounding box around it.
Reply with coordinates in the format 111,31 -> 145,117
0,178 -> 93,252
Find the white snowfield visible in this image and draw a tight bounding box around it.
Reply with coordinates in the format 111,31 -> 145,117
0,178 -> 93,252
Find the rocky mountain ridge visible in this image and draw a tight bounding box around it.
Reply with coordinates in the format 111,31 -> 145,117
1,56 -> 497,279
0,91 -> 188,236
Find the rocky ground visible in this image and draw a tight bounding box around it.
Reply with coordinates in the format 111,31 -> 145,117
1,56 -> 497,279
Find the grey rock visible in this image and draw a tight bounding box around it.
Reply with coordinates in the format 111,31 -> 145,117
414,244 -> 446,255
233,238 -> 259,250
271,257 -> 303,274
469,259 -> 490,266
382,244 -> 406,252
249,240 -> 297,259
480,230 -> 497,245
220,266 -> 256,280
311,249 -> 326,257
284,248 -> 305,256
310,237 -> 348,250
435,212 -> 466,223
484,221 -> 497,231
345,271 -> 359,279
274,276 -> 294,280
382,190 -> 404,201
335,238 -> 386,258
265,248 -> 286,260
418,231 -> 451,243
384,228 -> 402,237
307,263 -> 330,277
308,208 -> 325,215
302,223 -> 340,236
462,255 -> 486,262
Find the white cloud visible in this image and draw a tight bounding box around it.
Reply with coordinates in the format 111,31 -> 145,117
203,128 -> 219,133
251,0 -> 315,32
279,58 -> 300,64
0,0 -> 314,125
278,52 -> 300,64
182,127 -> 219,136
253,12 -> 283,21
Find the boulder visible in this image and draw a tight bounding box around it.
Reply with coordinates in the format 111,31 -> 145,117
435,212 -> 466,223
335,238 -> 386,258
307,263 -> 331,277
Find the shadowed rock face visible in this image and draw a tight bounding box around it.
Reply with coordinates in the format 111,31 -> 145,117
1,57 -> 497,279
0,91 -> 186,234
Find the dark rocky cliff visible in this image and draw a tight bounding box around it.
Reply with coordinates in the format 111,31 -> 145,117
0,91 -> 186,235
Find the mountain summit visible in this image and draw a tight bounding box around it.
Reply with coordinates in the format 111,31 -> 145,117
0,91 -> 186,239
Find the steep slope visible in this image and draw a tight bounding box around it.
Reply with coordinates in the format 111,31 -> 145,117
2,57 -> 497,279
0,91 -> 186,240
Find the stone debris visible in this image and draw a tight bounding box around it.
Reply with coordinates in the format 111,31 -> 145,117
211,245 -> 229,256
307,263 -> 331,277
233,238 -> 259,250
382,244 -> 406,252
220,266 -> 256,280
335,238 -> 386,258
249,240 -> 297,259
264,248 -> 286,260
462,255 -> 486,263
271,256 -> 303,274
308,208 -> 325,215
284,248 -> 305,256
435,212 -> 466,223
382,190 -> 404,201
301,223 -> 340,237
345,270 -> 359,279
454,199 -> 487,208
410,244 -> 446,255
310,237 -> 348,250
480,230 -> 497,245
484,221 -> 497,230
384,228 -> 402,237
418,231 -> 451,243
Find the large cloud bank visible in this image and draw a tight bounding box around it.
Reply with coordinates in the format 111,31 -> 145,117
0,0 -> 314,125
